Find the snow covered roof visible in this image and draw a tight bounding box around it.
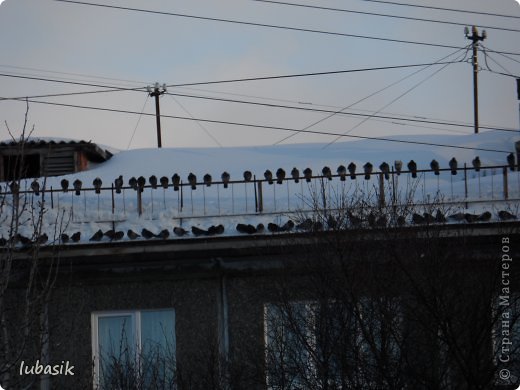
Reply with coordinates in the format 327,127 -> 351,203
1,132 -> 519,248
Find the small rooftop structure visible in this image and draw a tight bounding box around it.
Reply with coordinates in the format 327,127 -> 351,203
0,138 -> 112,181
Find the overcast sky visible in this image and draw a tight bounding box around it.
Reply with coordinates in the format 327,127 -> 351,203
0,0 -> 519,150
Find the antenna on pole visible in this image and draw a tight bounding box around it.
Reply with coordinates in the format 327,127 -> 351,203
147,83 -> 167,148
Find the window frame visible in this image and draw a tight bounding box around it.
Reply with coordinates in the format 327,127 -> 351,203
91,308 -> 176,389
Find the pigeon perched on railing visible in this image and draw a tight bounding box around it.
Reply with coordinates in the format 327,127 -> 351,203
127,229 -> 140,240
31,180 -> 40,196
128,177 -> 137,191
73,179 -> 82,196
173,227 -> 188,236
303,168 -> 312,183
149,175 -> 158,189
61,179 -> 69,193
472,157 -> 481,172
449,158 -> 458,175
430,160 -> 440,176
172,174 -> 180,191
188,173 -> 197,190
363,163 -> 373,180
203,174 -> 212,187
160,176 -> 169,189
291,167 -> 300,183
264,170 -> 273,185
507,153 -> 515,171
276,168 -> 285,184
348,163 -> 356,180
379,162 -> 390,180
322,166 -> 332,180
114,176 -> 123,194
137,176 -> 146,192
337,165 -> 347,181
71,232 -> 81,242
394,160 -> 403,176
141,228 -> 155,239
243,171 -> 252,182
221,172 -> 230,188
61,233 -> 69,243
93,178 -> 102,194
407,160 -> 417,178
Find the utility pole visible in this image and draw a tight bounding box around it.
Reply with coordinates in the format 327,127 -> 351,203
465,26 -> 487,134
147,83 -> 167,148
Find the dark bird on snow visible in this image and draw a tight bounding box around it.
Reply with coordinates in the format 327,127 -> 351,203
71,232 -> 81,242
221,172 -> 230,188
412,213 -> 425,224
472,157 -> 481,172
15,233 -> 32,246
256,223 -> 265,233
435,210 -> 446,223
113,231 -> 124,241
296,219 -> 314,231
379,162 -> 390,180
204,174 -> 212,187
498,210 -> 517,221
394,160 -> 403,176
303,168 -> 312,182
423,213 -> 435,224
243,170 -> 252,182
337,165 -> 347,181
188,173 -> 197,190
157,229 -> 170,239
322,166 -> 332,180
172,174 -> 181,191
237,223 -> 256,234
9,181 -> 19,193
35,233 -> 48,245
478,211 -> 492,222
104,229 -> 116,240
31,180 -> 40,196
264,170 -> 273,185
291,167 -> 300,183
61,178 -> 69,192
93,177 -> 102,194
448,212 -> 466,221
464,213 -> 479,223
89,229 -> 104,242
114,175 -> 124,194
141,228 -> 156,239
61,233 -> 69,243
128,177 -> 137,191
449,158 -> 458,175
407,160 -> 417,178
396,215 -> 406,226
191,226 -> 208,236
73,179 -> 82,196
280,220 -> 294,232
160,176 -> 169,189
149,175 -> 158,189
276,168 -> 286,184
327,215 -> 338,230
137,176 -> 146,192
268,223 -> 280,233
208,225 -> 224,235
127,229 -> 140,240
507,153 -> 516,171
430,160 -> 440,176
348,163 -> 357,180
173,227 -> 188,237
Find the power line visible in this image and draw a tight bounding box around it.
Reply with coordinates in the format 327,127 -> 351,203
357,0 -> 520,20
252,0 -> 520,33
52,0 -> 514,54
0,61 -> 464,100
4,97 -> 513,154
127,95 -> 149,150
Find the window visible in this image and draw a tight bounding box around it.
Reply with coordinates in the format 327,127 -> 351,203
91,309 -> 176,390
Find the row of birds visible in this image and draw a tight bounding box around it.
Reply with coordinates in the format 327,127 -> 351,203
12,154 -> 516,196
2,209 -> 515,247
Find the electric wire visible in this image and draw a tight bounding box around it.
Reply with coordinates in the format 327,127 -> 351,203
356,0 -> 520,20
167,94 -> 223,147
3,97 -> 513,154
252,0 -> 520,34
126,95 -> 149,150
52,0 -> 516,53
274,45 -> 469,145
324,49 -> 469,147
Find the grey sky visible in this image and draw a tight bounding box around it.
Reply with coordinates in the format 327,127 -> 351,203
0,0 -> 519,150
